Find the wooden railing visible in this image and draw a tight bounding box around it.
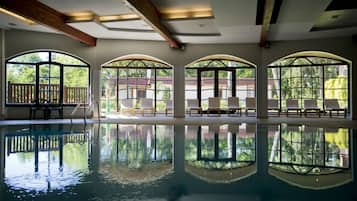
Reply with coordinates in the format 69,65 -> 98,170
7,82 -> 88,104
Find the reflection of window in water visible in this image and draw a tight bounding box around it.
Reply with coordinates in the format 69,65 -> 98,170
267,124 -> 352,189
99,124 -> 173,184
4,127 -> 90,192
184,124 -> 257,183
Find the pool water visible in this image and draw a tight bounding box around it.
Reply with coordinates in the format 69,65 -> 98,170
0,123 -> 356,201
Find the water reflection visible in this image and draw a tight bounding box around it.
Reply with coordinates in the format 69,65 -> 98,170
268,124 -> 352,189
98,124 -> 173,184
0,123 -> 355,201
3,125 -> 90,192
185,123 -> 257,183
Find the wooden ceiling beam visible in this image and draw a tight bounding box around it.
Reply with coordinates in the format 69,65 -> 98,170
260,0 -> 276,47
0,0 -> 97,46
125,0 -> 181,49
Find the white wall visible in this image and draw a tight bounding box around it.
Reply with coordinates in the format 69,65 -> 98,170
2,29 -> 357,119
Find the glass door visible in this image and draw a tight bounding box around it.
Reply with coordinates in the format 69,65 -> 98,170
198,69 -> 235,110
38,63 -> 62,104
199,70 -> 215,110
218,70 -> 235,108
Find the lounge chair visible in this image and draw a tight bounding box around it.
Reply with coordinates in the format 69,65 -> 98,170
140,98 -> 155,116
268,99 -> 280,116
245,97 -> 256,116
324,99 -> 347,117
207,97 -> 221,116
286,99 -> 302,116
227,97 -> 242,116
120,99 -> 136,115
165,100 -> 173,116
187,99 -> 202,116
303,99 -> 321,117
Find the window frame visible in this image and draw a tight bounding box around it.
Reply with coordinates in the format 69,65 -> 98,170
185,58 -> 257,108
5,50 -> 90,106
101,58 -> 173,114
267,56 -> 350,113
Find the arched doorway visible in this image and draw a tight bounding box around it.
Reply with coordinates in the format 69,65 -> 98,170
267,51 -> 351,116
100,54 -> 173,117
185,54 -> 256,115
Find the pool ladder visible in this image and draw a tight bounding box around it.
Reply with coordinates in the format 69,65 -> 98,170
70,100 -> 100,125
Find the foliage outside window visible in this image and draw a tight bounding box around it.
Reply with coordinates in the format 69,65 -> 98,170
101,56 -> 173,115
185,124 -> 256,169
99,124 -> 173,166
268,124 -> 350,175
268,56 -> 349,111
185,56 -> 256,110
6,50 -> 90,105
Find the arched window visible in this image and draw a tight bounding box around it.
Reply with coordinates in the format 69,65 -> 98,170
267,51 -> 350,113
6,50 -> 90,105
100,54 -> 173,117
185,54 -> 256,112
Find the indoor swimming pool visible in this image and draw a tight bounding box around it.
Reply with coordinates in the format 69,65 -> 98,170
0,123 -> 356,201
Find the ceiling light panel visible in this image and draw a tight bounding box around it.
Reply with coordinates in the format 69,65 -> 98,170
164,18 -> 219,34
68,21 -> 163,40
102,20 -> 154,31
39,0 -> 132,16
151,0 -> 212,12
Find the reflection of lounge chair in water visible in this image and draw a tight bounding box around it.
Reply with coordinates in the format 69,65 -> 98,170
228,124 -> 240,134
208,124 -> 220,134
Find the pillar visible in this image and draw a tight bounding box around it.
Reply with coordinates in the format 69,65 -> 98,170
257,124 -> 268,175
0,128 -> 4,195
173,65 -> 185,118
173,125 -> 185,176
90,124 -> 100,172
0,128 -> 5,182
353,128 -> 356,182
256,59 -> 268,118
352,61 -> 357,120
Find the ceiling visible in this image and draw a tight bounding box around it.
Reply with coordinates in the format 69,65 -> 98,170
0,0 -> 356,45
